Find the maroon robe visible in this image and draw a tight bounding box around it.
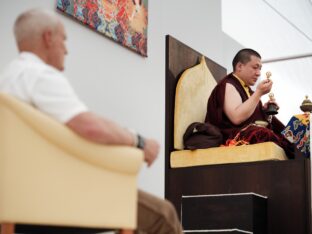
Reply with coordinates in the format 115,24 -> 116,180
206,73 -> 267,141
206,73 -> 291,154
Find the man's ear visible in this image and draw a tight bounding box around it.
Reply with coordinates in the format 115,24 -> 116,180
236,62 -> 243,72
42,30 -> 53,48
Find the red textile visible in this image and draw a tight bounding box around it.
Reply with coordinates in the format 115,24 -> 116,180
224,124 -> 289,149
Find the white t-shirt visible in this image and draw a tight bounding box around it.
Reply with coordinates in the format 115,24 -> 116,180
0,52 -> 88,123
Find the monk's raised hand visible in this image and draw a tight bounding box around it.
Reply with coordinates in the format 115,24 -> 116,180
257,79 -> 272,95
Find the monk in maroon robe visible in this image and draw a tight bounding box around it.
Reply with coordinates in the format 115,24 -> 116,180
206,48 -> 292,156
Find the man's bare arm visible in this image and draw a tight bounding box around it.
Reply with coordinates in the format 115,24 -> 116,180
224,80 -> 272,125
66,112 -> 160,166
66,112 -> 135,146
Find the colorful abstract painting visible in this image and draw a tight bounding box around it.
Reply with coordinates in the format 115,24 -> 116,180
57,0 -> 148,56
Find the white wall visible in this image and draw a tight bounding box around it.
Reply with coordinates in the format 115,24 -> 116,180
0,0 -> 236,197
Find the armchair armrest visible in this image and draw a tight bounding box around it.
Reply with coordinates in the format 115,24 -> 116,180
0,93 -> 144,174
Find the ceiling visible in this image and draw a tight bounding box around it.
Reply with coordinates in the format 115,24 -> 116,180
222,0 -> 312,123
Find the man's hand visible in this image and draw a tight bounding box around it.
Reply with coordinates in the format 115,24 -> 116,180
143,138 -> 160,167
256,79 -> 273,96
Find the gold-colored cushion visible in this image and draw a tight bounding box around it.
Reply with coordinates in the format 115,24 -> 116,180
174,56 -> 217,149
170,142 -> 287,168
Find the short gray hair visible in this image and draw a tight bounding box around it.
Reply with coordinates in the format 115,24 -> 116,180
14,8 -> 60,43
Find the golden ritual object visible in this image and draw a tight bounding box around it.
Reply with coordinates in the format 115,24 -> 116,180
300,95 -> 312,113
265,71 -> 278,115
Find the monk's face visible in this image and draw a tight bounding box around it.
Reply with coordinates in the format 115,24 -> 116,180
237,55 -> 262,86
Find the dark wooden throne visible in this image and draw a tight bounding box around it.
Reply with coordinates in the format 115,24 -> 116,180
165,35 -> 311,234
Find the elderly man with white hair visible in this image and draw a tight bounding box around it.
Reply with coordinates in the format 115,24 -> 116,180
0,8 -> 183,234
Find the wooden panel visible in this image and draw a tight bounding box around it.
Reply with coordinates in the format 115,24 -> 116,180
167,159 -> 310,234
15,224 -> 110,234
186,231 -> 248,234
1,223 -> 14,234
165,34 -> 227,198
182,193 -> 267,233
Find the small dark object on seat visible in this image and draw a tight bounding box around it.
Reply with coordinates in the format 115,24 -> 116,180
183,122 -> 223,150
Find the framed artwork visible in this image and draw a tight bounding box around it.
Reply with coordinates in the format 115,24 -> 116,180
57,0 -> 148,57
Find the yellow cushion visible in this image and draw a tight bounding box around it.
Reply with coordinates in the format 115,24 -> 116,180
170,142 -> 287,168
174,56 -> 217,149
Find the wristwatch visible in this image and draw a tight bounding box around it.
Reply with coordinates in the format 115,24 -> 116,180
137,134 -> 145,149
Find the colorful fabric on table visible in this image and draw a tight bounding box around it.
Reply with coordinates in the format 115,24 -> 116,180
281,113 -> 310,157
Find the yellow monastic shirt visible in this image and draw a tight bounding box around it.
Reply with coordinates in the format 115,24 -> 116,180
232,74 -> 251,97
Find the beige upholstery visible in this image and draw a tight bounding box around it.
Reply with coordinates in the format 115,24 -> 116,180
171,142 -> 287,168
174,56 -> 217,150
172,58 -> 287,168
0,93 -> 143,229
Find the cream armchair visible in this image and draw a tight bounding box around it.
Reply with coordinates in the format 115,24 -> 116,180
0,93 -> 144,233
